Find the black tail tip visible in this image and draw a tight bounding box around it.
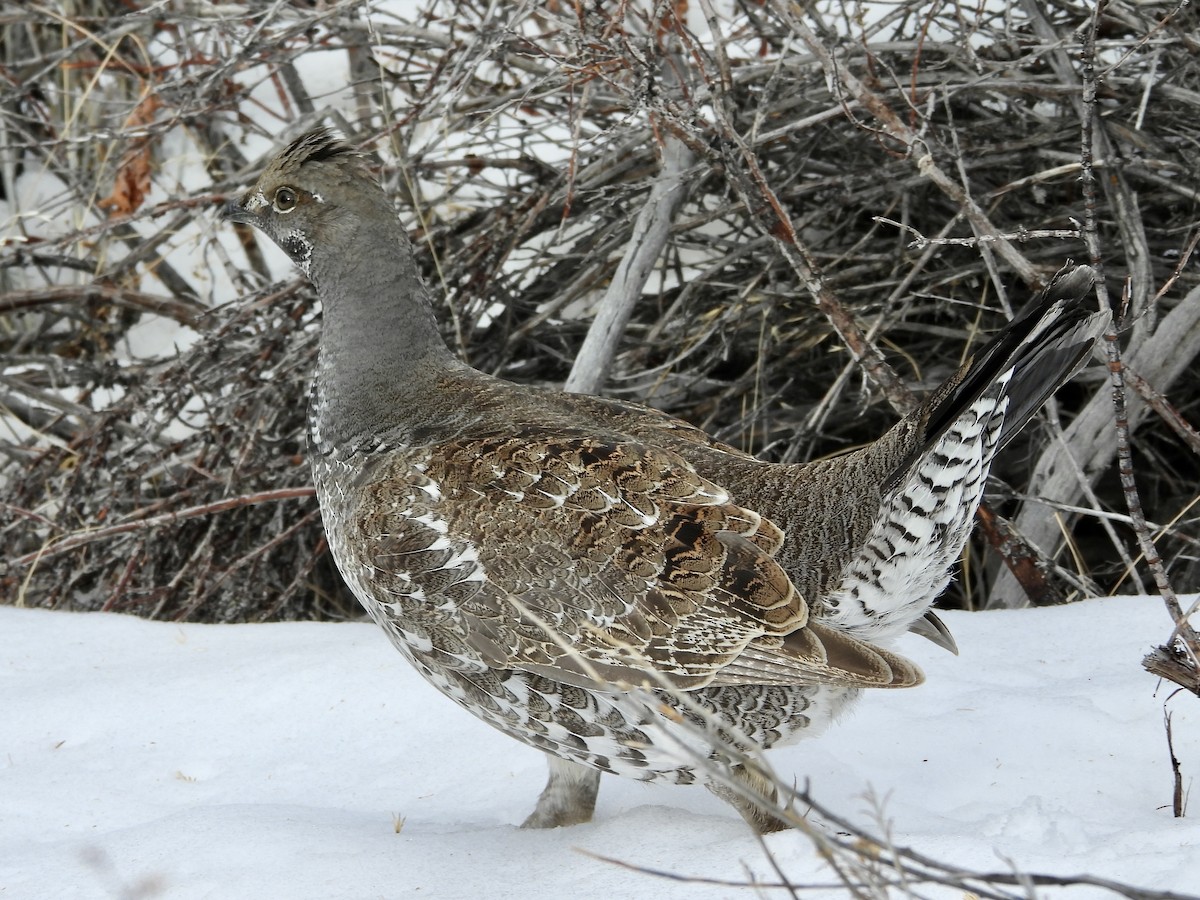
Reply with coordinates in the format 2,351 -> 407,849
1046,263 -> 1098,300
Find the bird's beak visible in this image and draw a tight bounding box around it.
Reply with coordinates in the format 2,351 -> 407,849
222,198 -> 256,225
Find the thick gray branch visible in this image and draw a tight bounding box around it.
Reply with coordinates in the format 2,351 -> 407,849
565,136 -> 694,394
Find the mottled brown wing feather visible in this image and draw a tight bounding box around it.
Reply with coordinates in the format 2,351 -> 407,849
350,432 -> 917,692
711,621 -> 924,688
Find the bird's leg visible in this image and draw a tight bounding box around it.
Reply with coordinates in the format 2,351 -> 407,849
706,762 -> 794,834
521,754 -> 602,828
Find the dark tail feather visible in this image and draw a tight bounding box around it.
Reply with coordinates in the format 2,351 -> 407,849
926,264 -> 1107,450
887,265 -> 1108,493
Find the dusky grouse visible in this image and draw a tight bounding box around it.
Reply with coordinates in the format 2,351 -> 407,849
224,127 -> 1108,833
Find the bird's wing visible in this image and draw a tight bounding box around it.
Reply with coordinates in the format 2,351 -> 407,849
346,428 -> 917,692
707,619 -> 923,688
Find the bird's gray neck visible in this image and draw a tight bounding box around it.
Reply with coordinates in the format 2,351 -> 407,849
306,219 -> 459,455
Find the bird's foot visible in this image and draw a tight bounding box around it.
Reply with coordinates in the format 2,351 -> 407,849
520,755 -> 602,829
707,762 -> 795,834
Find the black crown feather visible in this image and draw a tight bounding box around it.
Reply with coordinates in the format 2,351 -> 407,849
281,126 -> 359,169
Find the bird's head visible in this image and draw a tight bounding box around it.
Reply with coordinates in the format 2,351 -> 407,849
223,127 -> 396,280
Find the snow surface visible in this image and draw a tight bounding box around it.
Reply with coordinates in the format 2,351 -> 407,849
2,596 -> 1197,899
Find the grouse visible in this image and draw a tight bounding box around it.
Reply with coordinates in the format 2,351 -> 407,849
224,127 -> 1107,833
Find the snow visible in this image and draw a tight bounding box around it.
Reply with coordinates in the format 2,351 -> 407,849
2,596 -> 1197,899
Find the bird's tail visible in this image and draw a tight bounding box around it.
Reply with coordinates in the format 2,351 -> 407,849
820,265 -> 1107,648
887,264 -> 1108,494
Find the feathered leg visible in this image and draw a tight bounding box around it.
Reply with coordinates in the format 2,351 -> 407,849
706,762 -> 793,834
522,755 -> 602,828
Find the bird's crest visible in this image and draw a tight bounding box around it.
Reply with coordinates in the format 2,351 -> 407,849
277,126 -> 361,170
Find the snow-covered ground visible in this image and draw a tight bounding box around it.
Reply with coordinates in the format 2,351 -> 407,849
2,596 -> 1197,899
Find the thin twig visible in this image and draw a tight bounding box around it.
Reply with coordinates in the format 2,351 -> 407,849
8,487 -> 315,571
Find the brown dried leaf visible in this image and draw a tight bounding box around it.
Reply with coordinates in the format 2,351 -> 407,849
97,93 -> 162,217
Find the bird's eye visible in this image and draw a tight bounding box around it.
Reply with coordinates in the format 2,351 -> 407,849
273,186 -> 298,212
